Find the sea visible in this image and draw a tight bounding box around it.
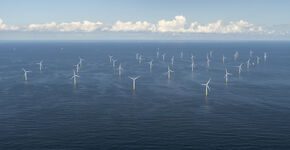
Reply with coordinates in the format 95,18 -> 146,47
0,41 -> 290,149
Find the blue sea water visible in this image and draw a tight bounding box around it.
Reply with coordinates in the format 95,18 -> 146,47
0,41 -> 290,149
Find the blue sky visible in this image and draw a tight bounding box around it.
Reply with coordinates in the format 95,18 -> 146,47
0,0 -> 290,40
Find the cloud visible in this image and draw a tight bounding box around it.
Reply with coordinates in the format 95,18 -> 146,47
156,16 -> 187,32
27,22 -> 57,32
26,21 -> 103,32
187,20 -> 263,33
107,16 -> 264,34
108,21 -> 156,32
0,18 -> 19,31
0,16 -> 274,34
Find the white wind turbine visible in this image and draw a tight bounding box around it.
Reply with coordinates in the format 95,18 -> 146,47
250,50 -> 253,57
201,78 -> 211,96
23,68 -> 31,81
74,63 -> 80,73
118,63 -> 123,76
180,50 -> 184,59
147,60 -> 153,72
224,68 -> 232,84
190,55 -> 195,72
235,63 -> 243,75
234,51 -> 239,61
264,52 -> 267,61
167,66 -> 174,80
112,59 -> 117,68
257,56 -> 260,64
171,56 -> 174,66
109,55 -> 113,63
36,60 -> 43,72
191,61 -> 195,72
207,54 -> 210,68
129,76 -> 140,91
222,55 -> 226,64
191,55 -> 194,63
136,53 -> 139,60
209,51 -> 213,58
71,70 -> 79,86
162,53 -> 166,61
156,49 -> 160,58
138,55 -> 142,64
246,59 -> 250,69
79,57 -> 84,67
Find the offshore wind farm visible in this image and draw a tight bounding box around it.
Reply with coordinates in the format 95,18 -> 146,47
0,41 -> 290,149
1,0 -> 290,149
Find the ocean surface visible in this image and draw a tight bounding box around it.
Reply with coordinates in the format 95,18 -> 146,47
0,41 -> 290,149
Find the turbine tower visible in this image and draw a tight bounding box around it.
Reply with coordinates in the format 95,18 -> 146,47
225,68 -> 232,84
71,70 -> 80,86
129,76 -> 140,91
109,55 -> 113,63
118,64 -> 123,76
156,48 -> 160,58
167,66 -> 174,80
36,60 -> 43,72
162,53 -> 166,62
264,52 -> 267,61
222,55 -> 226,64
147,60 -> 153,72
201,78 -> 211,96
23,68 -> 31,81
79,57 -> 84,67
235,63 -> 243,75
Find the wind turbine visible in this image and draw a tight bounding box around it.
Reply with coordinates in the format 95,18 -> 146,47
109,55 -> 113,63
162,53 -> 166,61
79,57 -> 84,67
246,59 -> 250,69
201,78 -> 211,96
167,66 -> 174,80
257,56 -> 260,64
71,70 -> 79,86
180,50 -> 184,59
191,55 -> 194,63
224,68 -> 232,84
156,48 -> 160,58
112,59 -> 117,68
191,61 -> 195,72
235,63 -> 243,75
171,56 -> 174,66
207,54 -> 210,68
138,55 -> 142,64
23,68 -> 31,81
147,60 -> 153,72
234,51 -> 239,61
250,50 -> 253,57
222,55 -> 226,64
209,51 -> 213,58
36,60 -> 43,72
74,63 -> 80,73
136,53 -> 139,60
129,76 -> 140,91
264,52 -> 267,61
118,64 -> 123,76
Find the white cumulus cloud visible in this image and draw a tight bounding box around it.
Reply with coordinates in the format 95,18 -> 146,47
0,18 -> 20,31
0,16 -> 270,34
157,16 -> 187,32
108,21 -> 156,32
26,21 -> 103,32
187,20 -> 263,33
106,16 -> 264,34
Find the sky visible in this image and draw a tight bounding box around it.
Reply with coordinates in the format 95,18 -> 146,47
0,0 -> 290,40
